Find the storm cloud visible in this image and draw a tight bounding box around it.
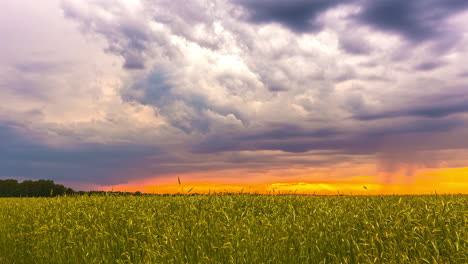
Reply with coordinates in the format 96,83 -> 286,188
1,0 -> 468,188
357,0 -> 468,43
236,0 -> 348,33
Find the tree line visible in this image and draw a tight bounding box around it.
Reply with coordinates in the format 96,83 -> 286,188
0,179 -> 150,197
0,179 -> 75,197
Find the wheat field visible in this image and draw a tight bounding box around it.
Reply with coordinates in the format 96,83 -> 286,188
0,194 -> 466,263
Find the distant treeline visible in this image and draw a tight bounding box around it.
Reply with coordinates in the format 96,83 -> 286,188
0,179 -> 151,197
0,179 -> 75,197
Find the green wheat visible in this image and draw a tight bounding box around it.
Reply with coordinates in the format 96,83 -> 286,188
0,194 -> 466,263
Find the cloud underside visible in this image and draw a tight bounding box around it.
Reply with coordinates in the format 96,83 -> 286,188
1,0 -> 468,185
238,0 -> 468,41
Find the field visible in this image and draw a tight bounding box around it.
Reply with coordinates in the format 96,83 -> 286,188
0,194 -> 466,264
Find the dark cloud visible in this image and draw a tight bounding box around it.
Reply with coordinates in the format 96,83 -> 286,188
191,136 -> 242,154
193,116 -> 463,155
3,0 -> 466,187
414,60 -> 445,71
237,125 -> 340,140
0,122 -> 363,182
365,118 -> 461,138
123,71 -> 172,105
14,61 -> 62,73
339,35 -> 372,55
123,71 -> 212,133
358,0 -> 432,41
0,77 -> 50,100
356,100 -> 468,120
124,70 -> 250,134
268,85 -> 289,92
0,122 -> 159,185
236,0 -> 468,48
357,0 -> 468,43
122,55 -> 146,70
62,4 -> 152,70
257,140 -> 346,153
193,126 -> 344,154
236,0 -> 347,33
458,72 -> 468,78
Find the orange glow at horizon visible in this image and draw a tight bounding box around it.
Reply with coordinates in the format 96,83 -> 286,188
102,167 -> 468,195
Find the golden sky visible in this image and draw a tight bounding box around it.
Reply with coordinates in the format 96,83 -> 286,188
104,167 -> 468,195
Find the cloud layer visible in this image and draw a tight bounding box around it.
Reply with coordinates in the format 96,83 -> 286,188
1,0 -> 468,187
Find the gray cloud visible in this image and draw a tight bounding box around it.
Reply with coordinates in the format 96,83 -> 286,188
60,0 -> 468,178
62,1 -> 167,70
1,0 -> 468,187
356,98 -> 468,120
339,34 -> 372,55
14,61 -> 63,73
236,0 -> 348,33
192,116 -> 465,157
0,122 -> 160,185
237,125 -> 341,141
414,60 -> 446,71
236,0 -> 468,52
357,0 -> 468,43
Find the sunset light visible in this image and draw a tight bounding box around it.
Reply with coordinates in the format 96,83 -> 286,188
104,167 -> 468,195
1,1 -> 468,263
1,0 -> 468,193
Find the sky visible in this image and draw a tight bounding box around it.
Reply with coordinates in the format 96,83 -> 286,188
1,0 -> 468,194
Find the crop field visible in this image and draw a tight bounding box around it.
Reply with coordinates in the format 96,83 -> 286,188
0,194 -> 466,264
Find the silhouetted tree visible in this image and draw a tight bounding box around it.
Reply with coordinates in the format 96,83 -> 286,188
0,179 -> 75,197
0,179 -> 19,197
0,179 -> 149,197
